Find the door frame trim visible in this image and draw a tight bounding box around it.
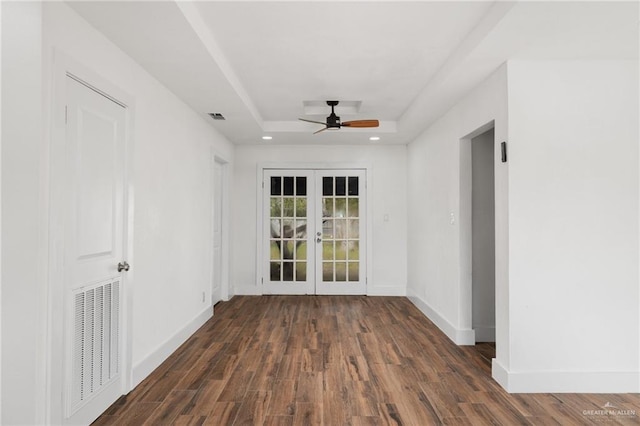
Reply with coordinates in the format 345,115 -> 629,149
211,151 -> 231,302
47,50 -> 136,424
256,162 -> 373,294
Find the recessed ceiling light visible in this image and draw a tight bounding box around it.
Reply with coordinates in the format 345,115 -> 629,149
369,136 -> 380,141
262,136 -> 273,140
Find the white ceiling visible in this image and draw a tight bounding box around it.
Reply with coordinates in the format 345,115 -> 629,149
68,1 -> 638,146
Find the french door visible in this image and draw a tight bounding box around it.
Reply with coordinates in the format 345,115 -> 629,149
263,169 -> 366,295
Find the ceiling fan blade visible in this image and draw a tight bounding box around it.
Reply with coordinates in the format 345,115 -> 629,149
299,118 -> 327,126
313,127 -> 329,134
341,119 -> 380,128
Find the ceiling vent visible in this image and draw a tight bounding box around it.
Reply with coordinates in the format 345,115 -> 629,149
208,113 -> 226,121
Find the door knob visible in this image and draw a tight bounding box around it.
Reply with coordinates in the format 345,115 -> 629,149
316,237 -> 322,243
117,261 -> 130,272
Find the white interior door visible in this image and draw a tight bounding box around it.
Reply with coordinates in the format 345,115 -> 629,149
262,169 -> 366,295
63,76 -> 128,425
212,160 -> 223,305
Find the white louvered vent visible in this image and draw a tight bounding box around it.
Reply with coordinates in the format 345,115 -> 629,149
71,280 -> 120,411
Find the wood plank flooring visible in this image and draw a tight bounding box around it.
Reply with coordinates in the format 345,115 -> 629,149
93,296 -> 640,425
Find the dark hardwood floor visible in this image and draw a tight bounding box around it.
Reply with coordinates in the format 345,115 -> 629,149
93,296 -> 640,425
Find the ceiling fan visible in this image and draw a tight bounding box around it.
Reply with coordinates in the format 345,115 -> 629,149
299,101 -> 379,134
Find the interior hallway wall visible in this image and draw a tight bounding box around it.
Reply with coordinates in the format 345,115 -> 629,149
232,144 -> 408,297
1,2 -> 44,424
504,60 -> 639,392
43,0 -> 235,408
407,59 -> 639,393
406,64 -> 509,353
1,3 -> 235,424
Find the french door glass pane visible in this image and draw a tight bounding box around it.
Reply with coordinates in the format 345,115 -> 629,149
271,177 -> 281,196
348,220 -> 359,238
283,198 -> 294,217
270,198 -> 281,217
335,198 -> 346,217
323,262 -> 333,281
335,262 -> 346,281
296,178 -> 307,196
283,177 -> 294,196
296,262 -> 307,281
270,262 -> 279,280
283,262 -> 294,281
296,199 -> 307,216
348,176 -> 359,196
335,177 -> 346,196
347,198 -> 359,217
323,177 -> 333,196
350,241 -> 359,261
335,240 -> 347,260
322,219 -> 333,239
348,262 -> 359,281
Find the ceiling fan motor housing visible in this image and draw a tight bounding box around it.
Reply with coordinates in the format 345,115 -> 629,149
327,113 -> 341,128
326,100 -> 341,129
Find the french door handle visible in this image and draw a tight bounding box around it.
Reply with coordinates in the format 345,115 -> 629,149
118,261 -> 130,272
316,237 -> 322,243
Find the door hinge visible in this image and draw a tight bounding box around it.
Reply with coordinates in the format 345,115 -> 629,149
262,181 -> 264,189
64,105 -> 68,124
261,277 -> 264,284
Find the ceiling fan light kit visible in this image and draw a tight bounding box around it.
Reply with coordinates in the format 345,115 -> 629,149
299,100 -> 379,134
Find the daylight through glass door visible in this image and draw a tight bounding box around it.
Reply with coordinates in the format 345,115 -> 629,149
315,170 -> 366,294
265,170 -> 314,295
263,169 -> 366,295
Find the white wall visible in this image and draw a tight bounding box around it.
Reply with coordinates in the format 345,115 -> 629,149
0,3 -> 234,424
505,60 -> 639,392
406,65 -> 509,352
408,59 -> 639,393
471,129 -> 495,342
1,2 -> 44,424
232,144 -> 407,296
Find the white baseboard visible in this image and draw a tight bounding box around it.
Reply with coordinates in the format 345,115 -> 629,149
473,325 -> 495,342
367,286 -> 406,296
492,359 -> 640,393
407,289 -> 475,345
492,358 -> 510,390
234,285 -> 262,295
132,306 -> 212,387
234,285 -> 406,297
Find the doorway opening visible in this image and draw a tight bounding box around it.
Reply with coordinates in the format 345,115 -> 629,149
460,122 -> 496,349
471,128 -> 496,344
